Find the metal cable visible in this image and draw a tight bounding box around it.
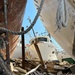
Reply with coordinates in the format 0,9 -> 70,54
0,0 -> 44,35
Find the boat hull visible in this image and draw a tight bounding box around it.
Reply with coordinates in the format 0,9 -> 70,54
0,0 -> 27,58
26,36 -> 58,62
34,0 -> 75,60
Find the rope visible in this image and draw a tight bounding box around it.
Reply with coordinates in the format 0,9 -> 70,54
56,0 -> 68,30
0,36 -> 5,50
0,0 -> 44,35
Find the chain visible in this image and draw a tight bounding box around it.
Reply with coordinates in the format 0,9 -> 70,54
0,0 -> 44,35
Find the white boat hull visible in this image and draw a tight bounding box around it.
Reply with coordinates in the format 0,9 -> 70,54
27,42 -> 58,61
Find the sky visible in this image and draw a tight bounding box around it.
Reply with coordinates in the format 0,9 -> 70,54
22,0 -> 46,43
22,0 -> 63,51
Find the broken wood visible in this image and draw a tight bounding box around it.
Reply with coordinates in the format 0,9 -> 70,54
33,39 -> 44,67
15,67 -> 27,74
25,64 -> 41,75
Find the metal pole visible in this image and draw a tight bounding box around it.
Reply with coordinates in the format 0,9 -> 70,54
21,27 -> 25,69
4,0 -> 10,65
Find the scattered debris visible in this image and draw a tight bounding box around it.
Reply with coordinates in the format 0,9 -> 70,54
9,58 -> 74,75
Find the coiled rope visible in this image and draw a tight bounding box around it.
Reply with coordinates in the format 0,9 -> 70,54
56,0 -> 68,29
0,0 -> 44,35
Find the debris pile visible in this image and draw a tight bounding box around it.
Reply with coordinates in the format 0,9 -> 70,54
9,58 -> 74,75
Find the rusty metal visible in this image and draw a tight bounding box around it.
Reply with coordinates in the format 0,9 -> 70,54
0,0 -> 44,35
0,0 -> 27,58
21,27 -> 25,69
